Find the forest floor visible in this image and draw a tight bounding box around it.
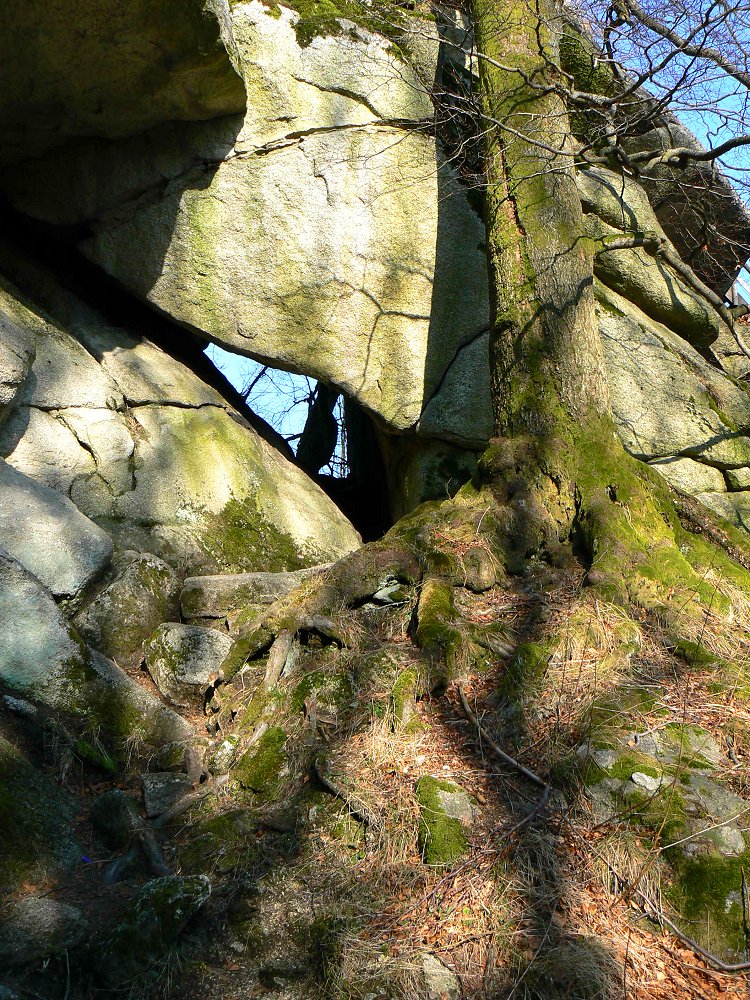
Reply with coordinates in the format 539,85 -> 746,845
4,568 -> 750,1000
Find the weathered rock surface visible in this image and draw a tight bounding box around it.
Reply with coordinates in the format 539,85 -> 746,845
4,3 -> 488,439
0,549 -> 191,749
74,550 -> 180,668
93,875 -> 211,990
0,282 -> 361,573
0,897 -> 88,969
0,309 -> 34,424
142,772 -> 193,818
648,457 -> 726,496
144,624 -> 233,707
597,284 -> 750,505
0,458 -> 112,601
421,953 -> 462,1000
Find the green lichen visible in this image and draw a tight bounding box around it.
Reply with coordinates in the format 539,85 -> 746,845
415,775 -> 468,866
235,726 -> 288,800
201,496 -> 308,574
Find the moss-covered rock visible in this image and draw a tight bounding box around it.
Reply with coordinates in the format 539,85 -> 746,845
179,809 -> 260,875
290,668 -> 353,717
144,623 -> 234,708
74,550 -> 180,669
235,726 -> 289,800
416,775 -> 472,866
391,668 -> 417,727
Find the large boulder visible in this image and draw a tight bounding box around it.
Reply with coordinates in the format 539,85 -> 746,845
1,3 -> 489,439
0,549 -> 190,751
0,734 -> 81,892
0,458 -> 112,602
0,897 -> 88,969
0,281 -> 361,573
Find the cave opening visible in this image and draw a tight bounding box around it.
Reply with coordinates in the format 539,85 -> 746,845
204,345 -> 392,542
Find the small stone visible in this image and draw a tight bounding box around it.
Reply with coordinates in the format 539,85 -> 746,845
144,623 -> 233,708
0,897 -> 89,968
461,545 -> 497,592
726,467 -> 750,490
706,824 -> 747,857
372,581 -> 410,604
421,953 -> 461,1000
142,772 -> 193,818
416,776 -> 472,866
207,736 -> 239,775
630,771 -> 662,791
590,748 -> 618,770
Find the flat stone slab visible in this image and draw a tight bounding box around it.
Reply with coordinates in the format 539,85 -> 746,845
0,458 -> 112,600
144,623 -> 234,707
181,565 -> 330,620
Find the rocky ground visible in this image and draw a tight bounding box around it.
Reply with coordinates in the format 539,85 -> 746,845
2,547 -> 750,1000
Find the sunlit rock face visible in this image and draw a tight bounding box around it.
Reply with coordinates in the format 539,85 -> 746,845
0,0 -> 749,523
0,278 -> 361,575
0,2 -> 490,444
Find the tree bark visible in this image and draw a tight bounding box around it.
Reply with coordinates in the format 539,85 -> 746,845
472,0 -> 609,435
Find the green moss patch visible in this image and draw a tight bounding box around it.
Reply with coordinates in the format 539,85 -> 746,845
271,0 -> 411,49
291,669 -> 353,716
201,496 -> 308,574
416,775 -> 469,866
235,726 -> 288,800
179,808 -> 260,875
668,848 -> 750,959
391,668 -> 417,727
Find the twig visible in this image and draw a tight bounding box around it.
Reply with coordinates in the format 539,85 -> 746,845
495,785 -> 551,838
457,684 -> 548,789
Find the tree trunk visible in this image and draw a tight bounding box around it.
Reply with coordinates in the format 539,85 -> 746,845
473,0 -> 609,436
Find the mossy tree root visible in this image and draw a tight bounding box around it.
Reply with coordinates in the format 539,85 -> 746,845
220,544 -> 421,683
